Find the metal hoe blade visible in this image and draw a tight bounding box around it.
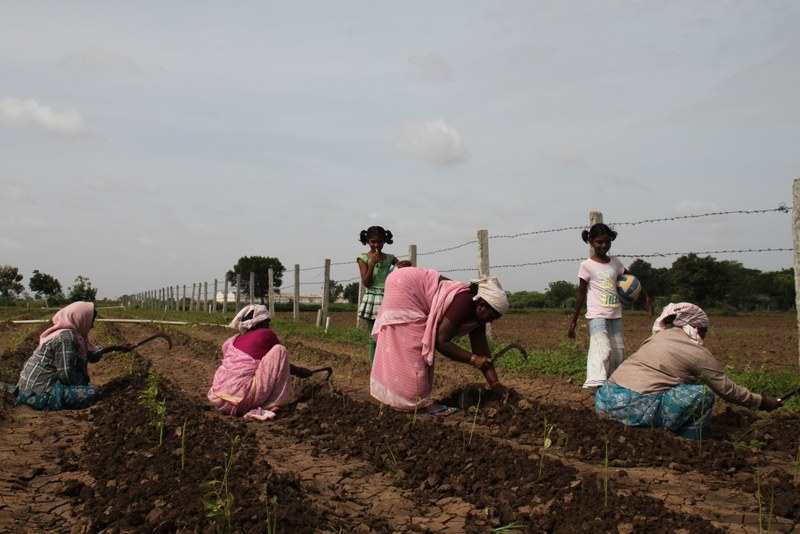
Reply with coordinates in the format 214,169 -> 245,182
777,386 -> 800,403
493,342 -> 528,362
310,367 -> 333,380
133,333 -> 173,350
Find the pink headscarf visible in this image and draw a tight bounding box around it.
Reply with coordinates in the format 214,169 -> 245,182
652,302 -> 709,345
39,301 -> 97,361
230,305 -> 271,332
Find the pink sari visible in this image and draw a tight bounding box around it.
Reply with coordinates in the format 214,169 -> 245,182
207,336 -> 293,418
370,267 -> 475,411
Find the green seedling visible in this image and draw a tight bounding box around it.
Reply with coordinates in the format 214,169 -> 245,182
468,389 -> 482,446
180,418 -> 188,471
603,437 -> 610,508
138,368 -> 167,445
794,440 -> 800,482
201,435 -> 240,533
263,489 -> 278,534
384,440 -> 404,482
539,416 -> 553,479
492,521 -> 523,533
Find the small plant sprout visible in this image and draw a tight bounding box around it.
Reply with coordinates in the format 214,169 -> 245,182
538,416 -> 554,479
603,437 -> 610,508
468,388 -> 482,446
492,521 -> 523,533
411,371 -> 421,429
793,439 -> 800,483
180,418 -> 188,471
263,487 -> 278,534
138,368 -> 168,445
384,440 -> 405,482
201,435 -> 240,533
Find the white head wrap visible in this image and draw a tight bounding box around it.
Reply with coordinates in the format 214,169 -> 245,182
229,304 -> 271,332
471,276 -> 509,316
652,302 -> 709,345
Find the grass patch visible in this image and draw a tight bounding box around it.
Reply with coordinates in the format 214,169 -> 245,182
727,364 -> 800,411
493,341 -> 585,379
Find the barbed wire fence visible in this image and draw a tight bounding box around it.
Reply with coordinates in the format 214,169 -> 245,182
128,203 -> 793,328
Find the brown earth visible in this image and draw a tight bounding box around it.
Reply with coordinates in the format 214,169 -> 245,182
0,311 -> 799,533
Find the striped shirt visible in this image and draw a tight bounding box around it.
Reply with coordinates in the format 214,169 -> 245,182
17,330 -> 103,396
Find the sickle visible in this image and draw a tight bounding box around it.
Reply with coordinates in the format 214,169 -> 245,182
493,343 -> 528,362
133,333 -> 173,350
777,386 -> 800,403
310,367 -> 333,380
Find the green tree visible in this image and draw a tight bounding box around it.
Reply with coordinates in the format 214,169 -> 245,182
0,265 -> 25,302
328,279 -> 344,303
507,290 -> 549,309
760,268 -> 795,310
225,256 -> 285,303
545,280 -> 577,308
670,253 -> 729,306
29,270 -> 65,306
68,275 -> 98,302
343,282 -> 360,304
627,259 -> 671,309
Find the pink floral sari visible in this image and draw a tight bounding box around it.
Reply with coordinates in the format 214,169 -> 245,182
207,336 -> 293,418
370,267 -> 475,411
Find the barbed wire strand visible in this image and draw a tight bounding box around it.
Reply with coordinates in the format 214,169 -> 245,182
135,205 -> 791,293
434,247 -> 792,273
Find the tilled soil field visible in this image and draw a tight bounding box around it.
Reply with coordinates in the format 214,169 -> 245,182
1,311 -> 799,533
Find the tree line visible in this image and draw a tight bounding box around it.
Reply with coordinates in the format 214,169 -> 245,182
0,265 -> 98,306
5,253 -> 792,312
504,254 -> 794,312
342,253 -> 794,313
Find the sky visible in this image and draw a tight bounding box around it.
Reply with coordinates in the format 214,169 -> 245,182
1,1 -> 799,299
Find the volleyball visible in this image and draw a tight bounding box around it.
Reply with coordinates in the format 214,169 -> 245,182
616,274 -> 642,304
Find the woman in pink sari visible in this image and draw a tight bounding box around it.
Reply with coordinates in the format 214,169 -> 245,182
370,267 -> 510,415
207,305 -> 312,420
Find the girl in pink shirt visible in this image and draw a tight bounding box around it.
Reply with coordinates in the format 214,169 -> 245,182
567,224 -> 652,389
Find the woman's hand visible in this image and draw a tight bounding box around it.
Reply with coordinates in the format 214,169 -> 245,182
489,382 -> 509,403
567,321 -> 577,339
469,354 -> 493,371
108,343 -> 135,353
759,396 -> 780,411
395,260 -> 412,268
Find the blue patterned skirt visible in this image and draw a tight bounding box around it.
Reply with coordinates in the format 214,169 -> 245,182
17,381 -> 101,411
595,381 -> 714,439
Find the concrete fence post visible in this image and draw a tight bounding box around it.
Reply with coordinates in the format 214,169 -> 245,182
792,179 -> 800,367
293,264 -> 300,322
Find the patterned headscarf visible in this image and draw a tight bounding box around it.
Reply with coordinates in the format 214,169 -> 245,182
229,304 -> 271,332
38,301 -> 97,361
652,302 -> 709,345
471,276 -> 509,316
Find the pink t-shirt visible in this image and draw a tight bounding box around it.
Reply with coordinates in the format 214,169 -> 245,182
578,256 -> 625,319
232,328 -> 280,360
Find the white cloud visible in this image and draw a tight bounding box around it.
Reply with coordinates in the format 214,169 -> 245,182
58,47 -> 144,75
539,149 -> 586,168
395,119 -> 469,167
0,216 -> 50,231
408,53 -> 452,82
0,98 -> 101,137
606,174 -> 649,190
675,200 -> 721,214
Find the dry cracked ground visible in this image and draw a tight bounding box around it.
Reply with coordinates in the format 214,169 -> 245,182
1,311 -> 799,533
